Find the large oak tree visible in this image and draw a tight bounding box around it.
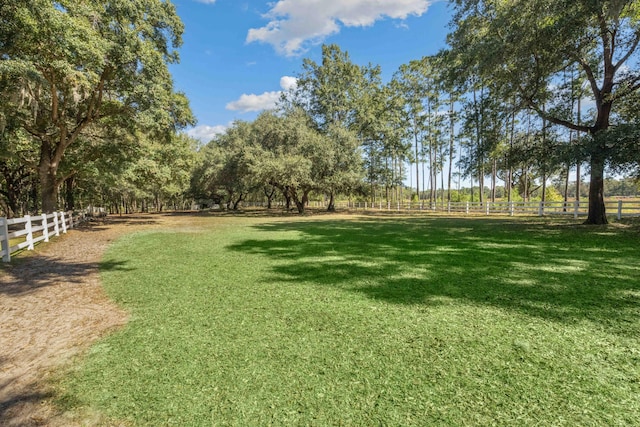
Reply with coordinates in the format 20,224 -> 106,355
448,0 -> 640,224
0,0 -> 192,212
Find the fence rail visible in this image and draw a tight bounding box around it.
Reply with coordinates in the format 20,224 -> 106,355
0,210 -> 88,262
330,199 -> 640,218
240,199 -> 640,219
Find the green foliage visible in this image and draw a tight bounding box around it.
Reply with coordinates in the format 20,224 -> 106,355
191,121 -> 260,209
0,0 -> 193,212
448,0 -> 640,223
192,91 -> 365,213
251,110 -> 324,212
543,186 -> 564,202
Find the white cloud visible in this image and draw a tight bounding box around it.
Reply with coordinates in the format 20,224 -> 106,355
195,0 -> 217,4
226,76 -> 298,113
246,0 -> 430,56
187,124 -> 228,143
226,91 -> 282,112
280,75 -> 298,91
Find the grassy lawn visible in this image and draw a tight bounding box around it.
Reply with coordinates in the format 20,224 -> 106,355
60,215 -> 640,426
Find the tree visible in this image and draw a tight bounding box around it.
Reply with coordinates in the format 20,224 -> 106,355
316,123 -> 363,211
251,110 -> 321,214
0,117 -> 36,217
0,0 -> 193,212
196,121 -> 259,210
290,44 -> 368,208
129,133 -> 196,212
449,0 -> 640,224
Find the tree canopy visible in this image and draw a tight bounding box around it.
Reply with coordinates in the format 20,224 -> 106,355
0,0 -> 193,213
1,2 -> 639,220
447,0 -> 640,223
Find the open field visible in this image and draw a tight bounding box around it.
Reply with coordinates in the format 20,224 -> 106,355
52,213 -> 640,426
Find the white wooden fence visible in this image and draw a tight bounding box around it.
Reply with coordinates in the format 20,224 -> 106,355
0,211 -> 87,263
241,199 -> 640,219
329,199 -> 640,219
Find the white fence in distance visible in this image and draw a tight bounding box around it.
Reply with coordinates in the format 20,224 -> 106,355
0,211 -> 87,263
240,199 -> 640,219
329,199 -> 640,219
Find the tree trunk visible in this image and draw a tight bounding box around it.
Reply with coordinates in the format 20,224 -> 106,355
264,186 -> 276,209
284,189 -> 292,210
563,165 -> 570,211
289,187 -> 306,214
523,168 -> 528,201
491,159 -> 496,203
64,176 -> 75,211
507,164 -> 512,203
0,169 -> 23,218
4,192 -> 18,218
232,193 -> 244,210
39,157 -> 58,214
585,156 -> 607,224
447,96 -> 454,203
327,191 -> 336,211
507,106 -> 515,203
576,163 -> 581,202
414,123 -> 419,200
479,165 -> 484,205
440,142 -> 445,207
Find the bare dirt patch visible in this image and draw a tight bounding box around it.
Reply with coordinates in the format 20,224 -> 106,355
0,213 -> 181,426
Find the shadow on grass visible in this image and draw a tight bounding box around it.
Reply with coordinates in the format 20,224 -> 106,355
228,217 -> 640,336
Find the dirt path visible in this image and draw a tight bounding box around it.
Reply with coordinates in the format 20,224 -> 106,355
0,214 -> 173,426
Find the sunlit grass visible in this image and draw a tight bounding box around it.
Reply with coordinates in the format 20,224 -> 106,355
60,215 -> 640,426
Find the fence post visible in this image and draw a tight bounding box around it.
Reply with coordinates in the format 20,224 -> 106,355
618,200 -> 623,220
53,212 -> 60,236
25,215 -> 34,250
60,211 -> 67,233
465,202 -> 469,215
539,201 -> 544,216
42,213 -> 49,242
447,202 -> 451,214
574,200 -> 579,219
486,203 -> 490,216
509,201 -> 514,216
1,217 -> 10,262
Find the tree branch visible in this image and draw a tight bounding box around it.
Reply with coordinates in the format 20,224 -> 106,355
55,170 -> 77,188
62,69 -> 110,156
614,31 -> 640,71
50,79 -> 59,123
573,55 -> 601,106
22,124 -> 47,140
525,99 -> 591,133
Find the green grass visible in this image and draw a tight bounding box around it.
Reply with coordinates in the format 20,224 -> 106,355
60,215 -> 640,426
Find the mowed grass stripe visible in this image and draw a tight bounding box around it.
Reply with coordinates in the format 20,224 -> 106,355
60,216 -> 640,426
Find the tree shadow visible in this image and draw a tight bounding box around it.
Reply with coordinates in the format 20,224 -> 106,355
228,217 -> 640,337
0,257 -> 132,296
0,385 -> 54,426
74,214 -> 163,232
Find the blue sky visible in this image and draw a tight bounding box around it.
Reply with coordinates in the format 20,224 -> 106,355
169,0 -> 454,143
